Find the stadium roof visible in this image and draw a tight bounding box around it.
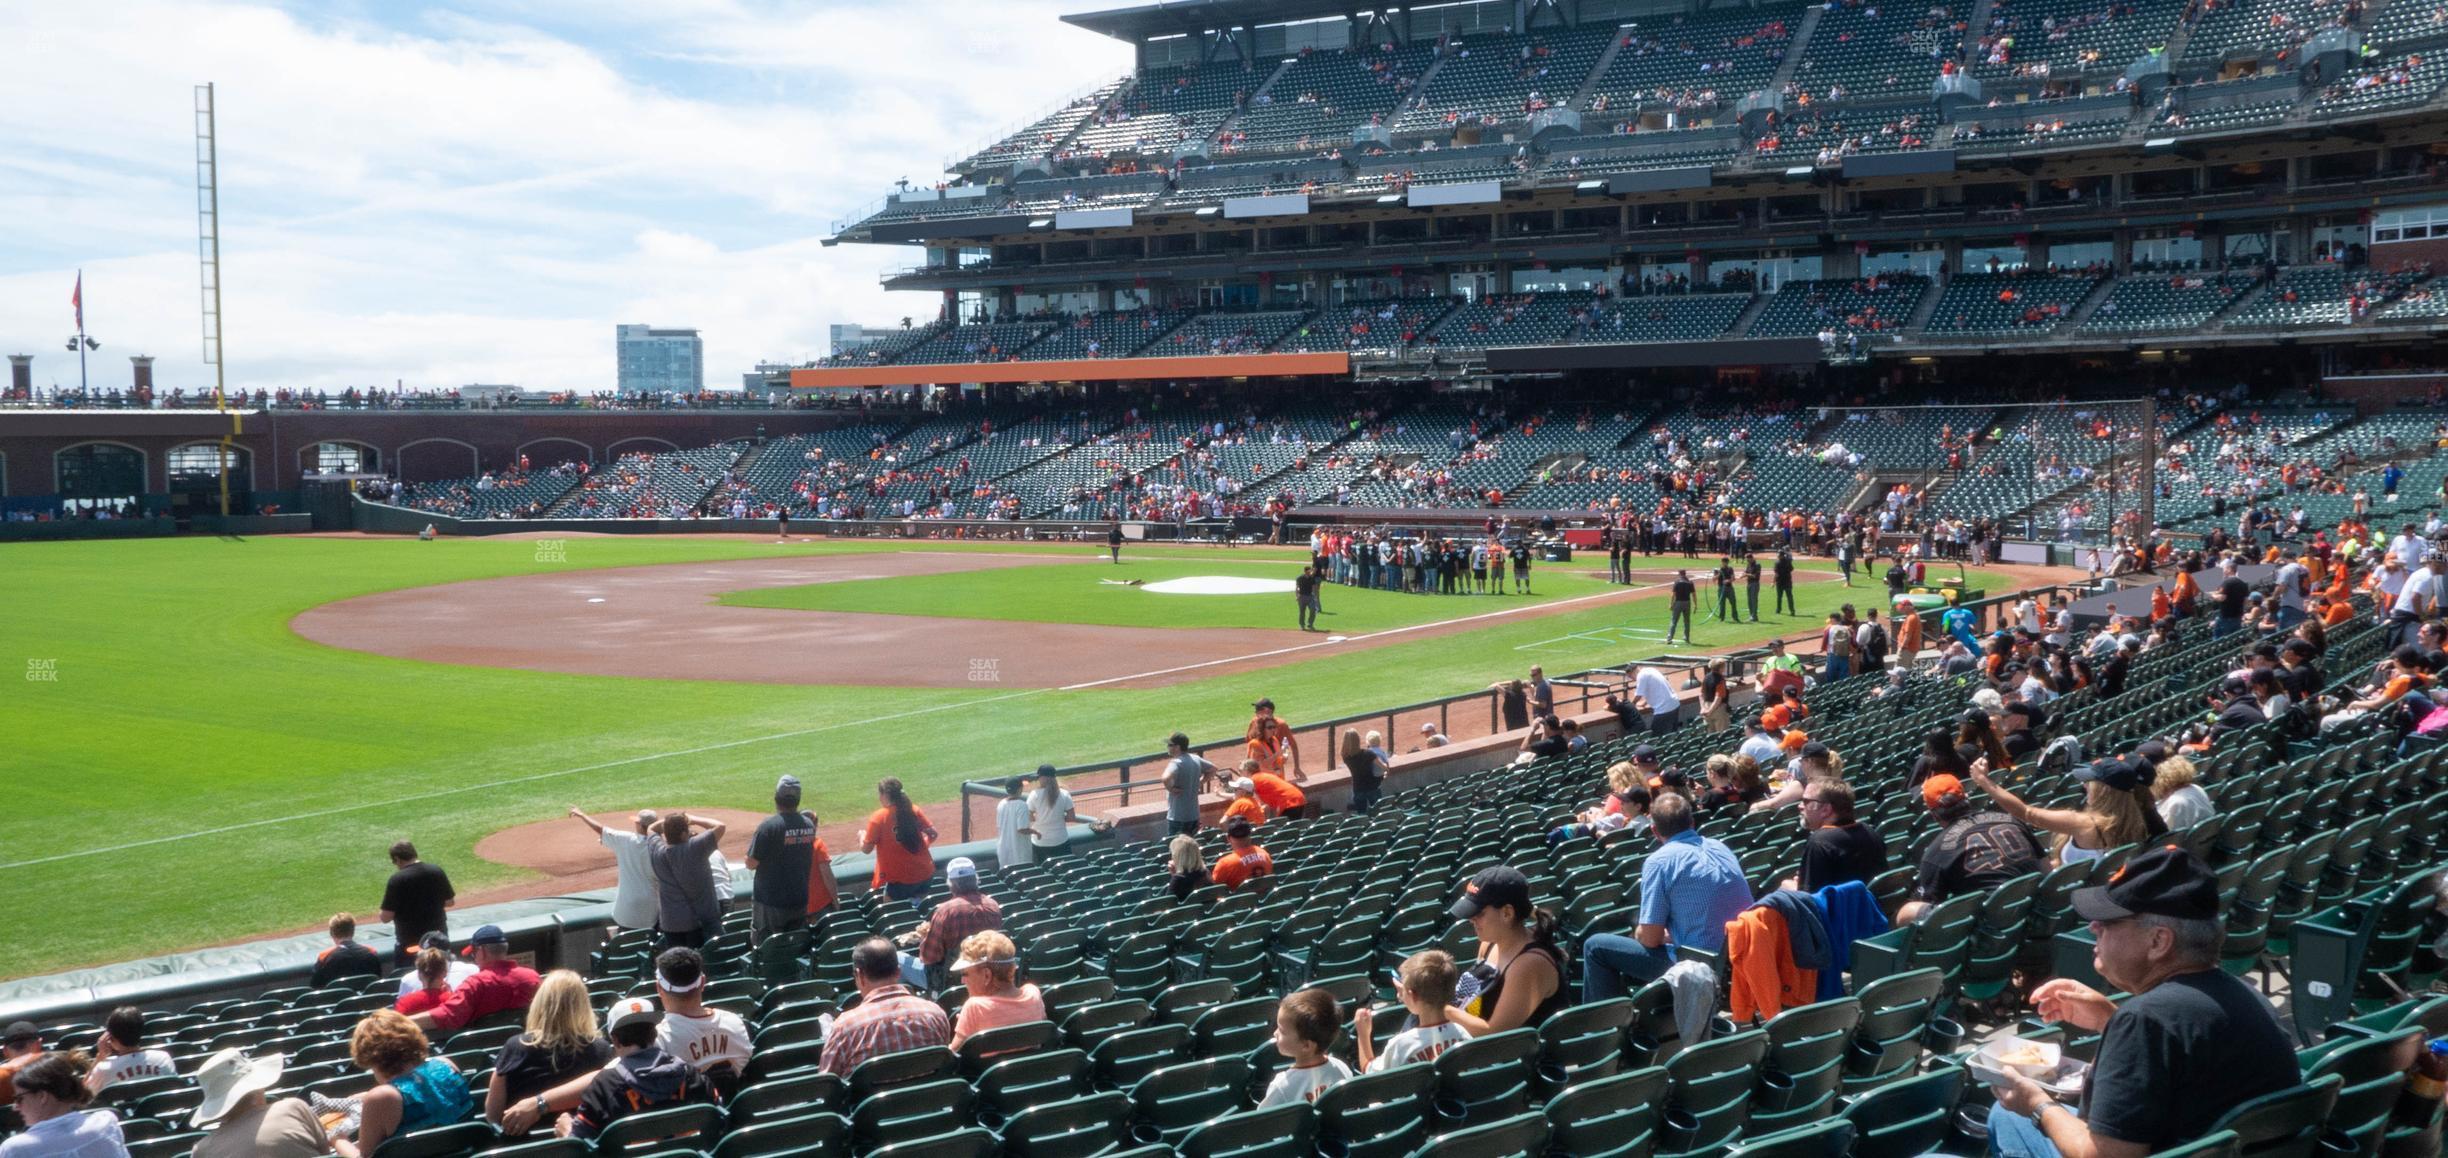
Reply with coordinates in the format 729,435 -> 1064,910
1062,0 -> 1374,41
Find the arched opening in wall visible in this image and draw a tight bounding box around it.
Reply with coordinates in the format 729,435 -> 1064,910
167,442 -> 255,515
303,441 -> 381,476
395,439 -> 481,483
606,436 -> 681,460
515,438 -> 593,471
55,443 -> 148,515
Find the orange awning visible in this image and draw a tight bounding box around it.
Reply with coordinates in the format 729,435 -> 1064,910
790,351 -> 1351,388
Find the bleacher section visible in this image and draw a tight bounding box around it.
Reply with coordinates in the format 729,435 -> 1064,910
1745,276 -> 1930,339
1272,298 -> 1460,354
1785,0 -> 1964,103
1918,272 -> 2103,336
1579,13 -> 1796,119
1969,0 -> 2183,79
1146,310 -> 1319,356
1018,311 -> 1194,361
550,446 -> 739,519
2312,49 -> 2448,117
894,323 -> 1058,366
401,465 -> 584,520
2179,0 -> 2337,63
2079,270 -> 2262,333
1068,62 -> 1271,159
2223,265 -> 2425,329
1391,26 -> 1617,137
957,78 -> 1130,173
1228,44 -> 1438,153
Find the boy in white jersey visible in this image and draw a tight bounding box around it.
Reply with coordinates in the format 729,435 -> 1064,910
1355,950 -> 1471,1072
1259,989 -> 1354,1107
84,1007 -> 177,1093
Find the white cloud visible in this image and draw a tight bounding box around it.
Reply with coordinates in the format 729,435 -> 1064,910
0,0 -> 1133,394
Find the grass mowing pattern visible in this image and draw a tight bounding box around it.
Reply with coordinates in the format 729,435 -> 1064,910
0,536 -> 2006,981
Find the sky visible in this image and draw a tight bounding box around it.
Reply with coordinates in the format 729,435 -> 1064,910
0,0 -> 1134,395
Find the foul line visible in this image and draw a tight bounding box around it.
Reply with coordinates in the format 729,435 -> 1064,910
6,576 -> 1668,870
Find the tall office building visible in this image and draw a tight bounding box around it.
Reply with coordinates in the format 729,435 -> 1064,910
615,325 -> 703,394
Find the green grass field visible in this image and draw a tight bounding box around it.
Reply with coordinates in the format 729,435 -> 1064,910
0,535 -> 2007,982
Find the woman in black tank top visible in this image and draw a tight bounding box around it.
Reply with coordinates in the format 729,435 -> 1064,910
1445,866 -> 1566,1034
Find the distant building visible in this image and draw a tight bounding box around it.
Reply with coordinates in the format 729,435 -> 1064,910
615,325 -> 703,394
743,361 -> 799,399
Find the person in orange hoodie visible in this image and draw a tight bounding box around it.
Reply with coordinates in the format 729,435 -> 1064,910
2169,567 -> 2200,618
2150,584 -> 2173,623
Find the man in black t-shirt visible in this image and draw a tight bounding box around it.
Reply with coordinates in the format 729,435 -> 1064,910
1897,774 -> 2041,924
1510,541 -> 1533,594
1795,780 -> 1887,892
1743,557 -> 1762,622
1713,558 -> 1738,621
1294,566 -> 1321,631
1986,847 -> 2299,1158
744,775 -> 817,946
1773,550 -> 1797,615
379,840 -> 455,964
1668,571 -> 1696,644
2212,561 -> 2251,640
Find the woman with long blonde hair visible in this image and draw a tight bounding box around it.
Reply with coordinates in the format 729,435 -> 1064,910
484,971 -> 612,1132
1970,758 -> 2156,865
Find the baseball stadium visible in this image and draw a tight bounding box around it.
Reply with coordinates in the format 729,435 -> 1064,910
10,0 -> 2448,1153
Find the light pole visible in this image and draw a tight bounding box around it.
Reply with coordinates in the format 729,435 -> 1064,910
64,332 -> 97,393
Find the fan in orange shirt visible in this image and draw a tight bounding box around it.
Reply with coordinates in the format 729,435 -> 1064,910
1222,778 -> 1268,828
1245,699 -> 1305,781
2169,570 -> 2200,617
2150,585 -> 2173,622
1248,764 -> 1307,818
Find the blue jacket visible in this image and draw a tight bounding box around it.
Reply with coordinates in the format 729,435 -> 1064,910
1813,879 -> 1891,1000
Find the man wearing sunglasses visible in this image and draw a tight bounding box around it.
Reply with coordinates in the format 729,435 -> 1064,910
1982,846 -> 2297,1158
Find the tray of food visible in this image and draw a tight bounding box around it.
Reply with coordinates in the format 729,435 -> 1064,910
1968,1036 -> 2089,1099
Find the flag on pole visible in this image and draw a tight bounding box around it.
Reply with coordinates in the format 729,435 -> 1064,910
71,271 -> 83,331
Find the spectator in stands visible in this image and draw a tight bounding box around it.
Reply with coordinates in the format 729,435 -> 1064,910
2210,558 -> 2250,639
946,930 -> 1044,1053
1446,866 -> 1565,1034
1260,989 -> 1353,1107
332,1011 -> 468,1158
411,925 -> 540,1034
1974,757 -> 2159,868
552,999 -> 713,1142
1162,732 -> 1217,836
1027,766 -> 1092,858
1416,720 -> 1452,750
1341,730 -> 1392,814
394,948 -> 453,1017
393,932 -> 474,1001
1795,780 -> 1887,892
1698,753 -> 1769,811
1909,728 -> 1971,789
1985,847 -> 2299,1158
862,778 -> 937,906
1550,763 -> 1651,847
565,808 -> 661,933
1223,774 -> 1268,828
1899,773 -> 2045,924
1249,762 -> 1307,819
1737,715 -> 1784,765
2151,752 -> 2215,830
1634,665 -> 1683,734
745,775 -> 817,946
649,812 -> 729,949
190,1049 -> 329,1158
0,1022 -> 48,1105
917,858 -> 1004,983
645,947 -> 752,1095
311,913 -> 383,990
484,972 -> 612,1135
1211,817 -> 1276,890
82,1008 -> 174,1095
378,840 -> 454,965
818,939 -> 951,1076
0,1052 -> 124,1158
1246,698 -> 1305,780
1581,794 -> 1753,998
1167,835 -> 1211,900
1355,950 -> 1468,1072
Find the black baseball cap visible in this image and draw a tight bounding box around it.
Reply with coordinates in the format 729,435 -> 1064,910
1225,817 -> 1255,840
1251,698 -> 1276,711
1,1021 -> 37,1045
1631,744 -> 1661,763
1451,866 -> 1532,920
2072,845 -> 2220,923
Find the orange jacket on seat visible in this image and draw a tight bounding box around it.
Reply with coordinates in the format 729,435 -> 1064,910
1725,905 -> 1818,1023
